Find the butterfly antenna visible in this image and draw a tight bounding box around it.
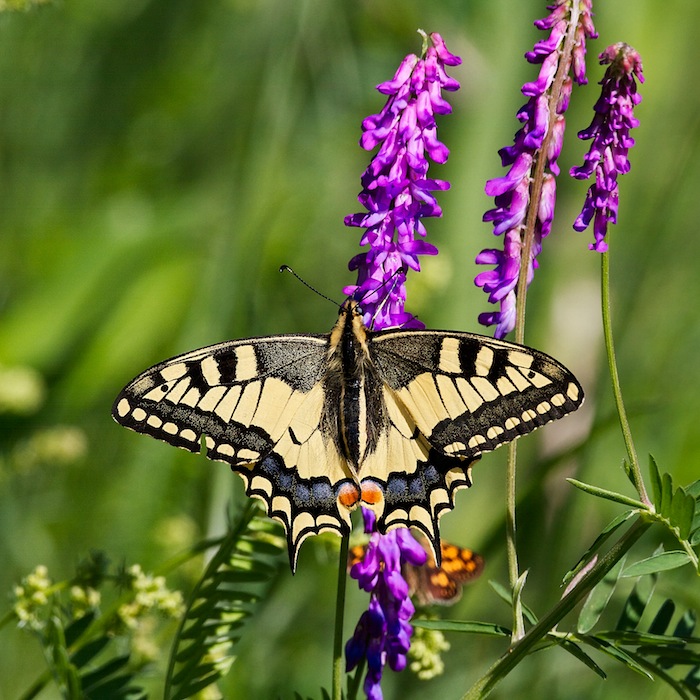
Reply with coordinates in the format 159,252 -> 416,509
279,265 -> 339,307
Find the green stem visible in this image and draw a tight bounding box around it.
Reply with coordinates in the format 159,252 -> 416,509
332,533 -> 350,700
504,442 -> 524,641
462,517 -> 651,699
600,248 -> 651,506
17,670 -> 51,700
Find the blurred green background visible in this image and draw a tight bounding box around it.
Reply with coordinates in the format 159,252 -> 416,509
1,0 -> 699,698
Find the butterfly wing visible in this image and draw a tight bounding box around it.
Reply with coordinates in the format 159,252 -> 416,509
112,334 -> 357,568
362,329 -> 583,556
372,329 -> 583,457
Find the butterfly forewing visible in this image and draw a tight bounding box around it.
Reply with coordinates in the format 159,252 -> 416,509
370,330 -> 583,460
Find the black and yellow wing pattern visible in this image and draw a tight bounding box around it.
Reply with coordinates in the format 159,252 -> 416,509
113,301 -> 583,568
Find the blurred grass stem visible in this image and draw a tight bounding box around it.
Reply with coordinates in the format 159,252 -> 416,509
332,533 -> 350,700
600,247 -> 650,506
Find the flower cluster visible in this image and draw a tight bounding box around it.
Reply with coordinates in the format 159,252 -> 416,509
408,624 -> 451,680
475,0 -> 597,338
117,564 -> 184,630
69,584 -> 101,619
344,30 -> 461,330
343,31 -> 461,699
345,511 -> 428,700
13,564 -> 53,630
571,43 -> 644,252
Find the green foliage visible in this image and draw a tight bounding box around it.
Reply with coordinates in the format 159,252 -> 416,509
1,0 -> 700,698
4,558 -> 172,699
164,501 -> 286,700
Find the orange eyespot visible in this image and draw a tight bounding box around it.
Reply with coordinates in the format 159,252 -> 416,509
360,479 -> 384,505
337,482 -> 361,509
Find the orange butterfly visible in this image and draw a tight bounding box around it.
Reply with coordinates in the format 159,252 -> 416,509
349,535 -> 484,606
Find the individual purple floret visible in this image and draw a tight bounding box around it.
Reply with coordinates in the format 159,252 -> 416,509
345,509 -> 428,700
571,42 -> 644,252
344,30 -> 461,330
475,0 -> 596,338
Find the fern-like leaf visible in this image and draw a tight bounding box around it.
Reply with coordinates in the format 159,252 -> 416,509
164,501 -> 286,700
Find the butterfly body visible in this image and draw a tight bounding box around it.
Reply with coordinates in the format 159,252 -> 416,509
113,301 -> 583,569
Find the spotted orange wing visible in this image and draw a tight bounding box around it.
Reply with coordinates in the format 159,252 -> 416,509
349,536 -> 484,606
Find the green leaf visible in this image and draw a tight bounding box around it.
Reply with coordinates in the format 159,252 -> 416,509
622,551 -> 692,577
649,455 -> 663,509
661,472 -> 674,518
578,556 -> 626,634
70,635 -> 111,669
578,634 -> 654,679
557,638 -> 607,679
598,629 -> 692,646
644,647 -> 700,666
164,502 -> 286,700
616,571 -> 656,631
674,609 -> 698,639
566,478 -> 646,509
563,511 -> 635,587
64,610 -> 97,648
80,654 -> 130,692
648,599 -> 676,636
618,647 -> 700,699
414,618 -> 511,636
512,570 -> 529,639
683,665 -> 700,693
671,487 -> 696,541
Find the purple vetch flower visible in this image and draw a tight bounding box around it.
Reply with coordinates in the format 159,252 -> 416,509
571,42 -> 644,253
344,30 -> 461,330
345,509 -> 428,700
475,0 -> 597,339
343,31 -> 460,698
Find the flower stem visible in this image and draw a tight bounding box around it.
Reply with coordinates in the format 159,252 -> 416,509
506,4 -> 582,642
504,441 -> 523,642
462,516 -> 651,699
332,532 -> 350,700
600,246 -> 651,506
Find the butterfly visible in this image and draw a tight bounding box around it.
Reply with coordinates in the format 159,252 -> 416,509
349,536 -> 484,606
113,300 -> 583,569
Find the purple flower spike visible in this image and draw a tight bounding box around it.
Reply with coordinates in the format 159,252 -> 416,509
344,31 -> 459,699
475,0 -> 596,339
571,43 -> 644,253
345,510 -> 428,700
344,30 -> 461,331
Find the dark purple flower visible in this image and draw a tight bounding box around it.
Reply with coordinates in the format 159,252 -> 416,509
345,510 -> 428,700
570,43 -> 644,252
343,31 -> 460,698
344,30 -> 460,330
475,0 -> 596,338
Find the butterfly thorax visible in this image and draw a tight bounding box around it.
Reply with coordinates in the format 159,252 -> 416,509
324,302 -> 386,474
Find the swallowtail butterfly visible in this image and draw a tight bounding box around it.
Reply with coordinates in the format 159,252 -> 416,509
113,300 -> 583,569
